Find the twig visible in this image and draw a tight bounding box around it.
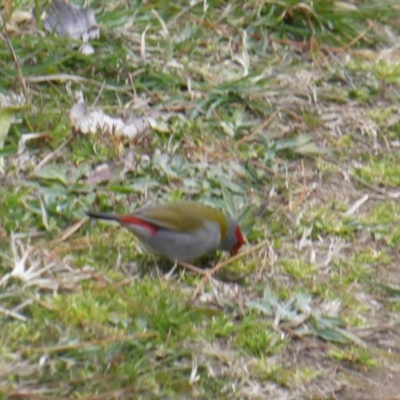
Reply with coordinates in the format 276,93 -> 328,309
24,74 -> 135,95
339,21 -> 372,51
192,239 -> 270,300
235,112 -> 277,145
0,304 -> 27,321
1,33 -> 30,106
49,217 -> 88,245
351,175 -> 400,199
32,136 -> 73,172
343,194 -> 369,217
21,333 -> 155,354
178,261 -> 210,275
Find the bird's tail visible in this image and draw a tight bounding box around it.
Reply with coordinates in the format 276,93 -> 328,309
86,211 -> 122,222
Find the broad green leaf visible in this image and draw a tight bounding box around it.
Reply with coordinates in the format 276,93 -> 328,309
34,164 -> 70,185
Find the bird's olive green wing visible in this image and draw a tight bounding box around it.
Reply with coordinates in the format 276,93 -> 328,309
134,201 -> 227,237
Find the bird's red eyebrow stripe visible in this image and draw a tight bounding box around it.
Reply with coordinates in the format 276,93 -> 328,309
119,215 -> 158,235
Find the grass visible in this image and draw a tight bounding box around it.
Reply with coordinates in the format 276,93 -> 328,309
1,0 -> 400,398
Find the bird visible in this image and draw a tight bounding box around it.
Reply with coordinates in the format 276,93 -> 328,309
86,201 -> 243,262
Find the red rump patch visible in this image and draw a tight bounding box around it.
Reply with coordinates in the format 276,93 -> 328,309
232,226 -> 244,255
119,215 -> 158,235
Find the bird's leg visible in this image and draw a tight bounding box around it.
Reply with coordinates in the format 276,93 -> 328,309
151,256 -> 165,280
164,260 -> 178,280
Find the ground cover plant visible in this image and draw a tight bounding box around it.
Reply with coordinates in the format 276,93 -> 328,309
1,0 -> 400,398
